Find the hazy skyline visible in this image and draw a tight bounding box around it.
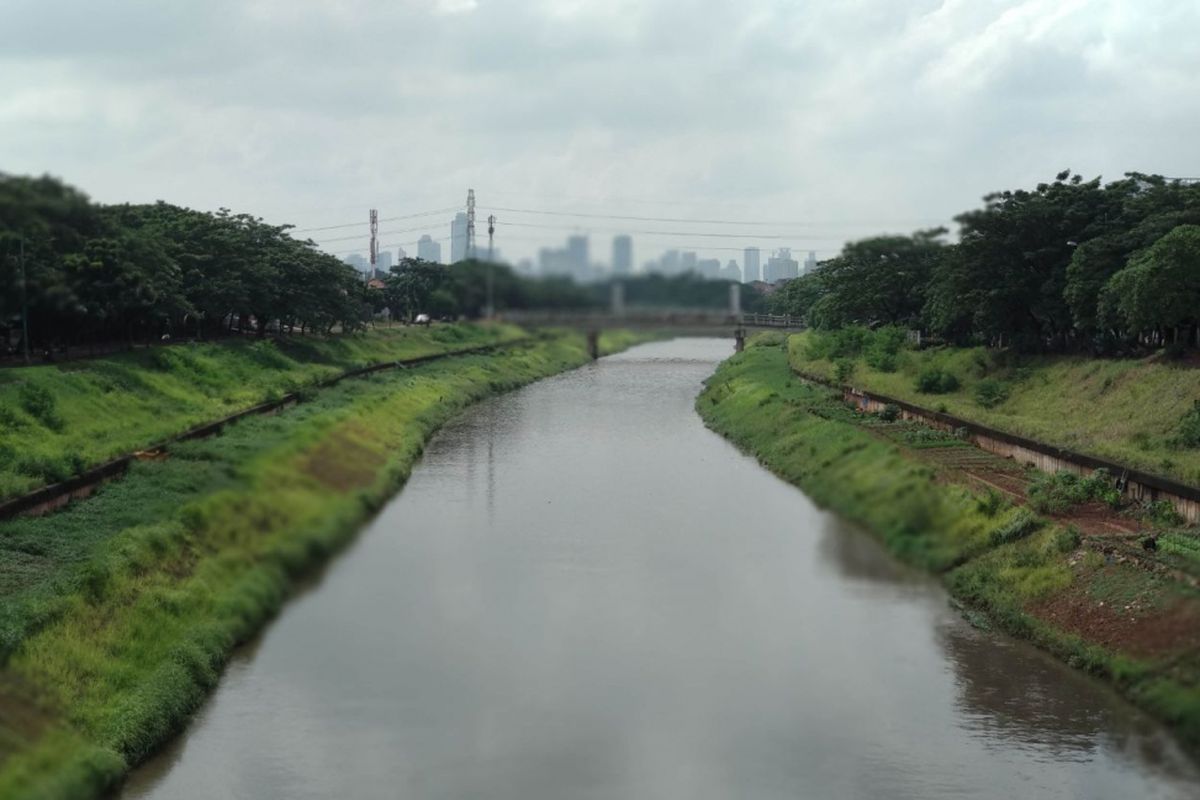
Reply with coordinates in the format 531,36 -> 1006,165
3,0 -> 1197,266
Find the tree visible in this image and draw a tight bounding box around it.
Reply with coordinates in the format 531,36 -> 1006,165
1098,225 -> 1200,345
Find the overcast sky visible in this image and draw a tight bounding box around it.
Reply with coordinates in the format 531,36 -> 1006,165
3,0 -> 1198,267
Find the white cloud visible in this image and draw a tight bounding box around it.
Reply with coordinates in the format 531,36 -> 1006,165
1,0 -> 1197,264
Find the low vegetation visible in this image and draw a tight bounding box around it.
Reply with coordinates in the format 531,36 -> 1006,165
790,327 -> 1200,486
699,338 -> 1200,754
0,329 -> 650,799
0,322 -> 525,501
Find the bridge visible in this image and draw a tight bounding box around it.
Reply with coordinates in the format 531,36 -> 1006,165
497,284 -> 804,357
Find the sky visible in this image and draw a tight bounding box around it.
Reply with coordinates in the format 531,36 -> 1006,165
3,0 -> 1198,270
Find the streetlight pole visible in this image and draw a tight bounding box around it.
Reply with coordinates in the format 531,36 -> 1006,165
486,214 -> 496,319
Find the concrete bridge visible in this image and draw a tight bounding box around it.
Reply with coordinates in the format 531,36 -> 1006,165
498,283 -> 803,357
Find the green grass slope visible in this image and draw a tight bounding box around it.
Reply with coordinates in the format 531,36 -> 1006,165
698,336 -> 1200,755
0,323 -> 526,501
789,330 -> 1200,486
0,330 -> 648,800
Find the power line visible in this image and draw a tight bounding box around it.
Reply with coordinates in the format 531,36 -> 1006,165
498,220 -> 845,242
483,204 -> 946,229
292,205 -> 460,234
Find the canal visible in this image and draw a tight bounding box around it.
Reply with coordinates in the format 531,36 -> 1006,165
122,338 -> 1199,799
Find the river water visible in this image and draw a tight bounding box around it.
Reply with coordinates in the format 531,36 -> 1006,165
122,338 -> 1199,799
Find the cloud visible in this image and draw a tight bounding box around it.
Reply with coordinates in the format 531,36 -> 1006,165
1,0 -> 1197,264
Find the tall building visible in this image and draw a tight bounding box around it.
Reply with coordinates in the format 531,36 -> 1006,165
612,235 -> 633,274
450,212 -> 468,263
680,251 -> 698,274
803,250 -> 818,274
344,253 -> 368,273
763,248 -> 800,283
660,250 -> 680,275
743,247 -> 761,282
375,250 -> 393,275
696,258 -> 721,279
722,260 -> 742,282
566,235 -> 589,277
417,235 -> 441,264
396,246 -> 408,261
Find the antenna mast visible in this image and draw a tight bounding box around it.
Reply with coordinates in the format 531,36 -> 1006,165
368,209 -> 378,272
466,189 -> 476,260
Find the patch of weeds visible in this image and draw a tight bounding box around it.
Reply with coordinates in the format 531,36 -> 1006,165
1027,468 -> 1121,514
976,488 -> 1007,518
973,378 -> 1010,409
915,368 -> 959,394
18,382 -> 63,431
1171,400 -> 1200,449
988,508 -> 1042,546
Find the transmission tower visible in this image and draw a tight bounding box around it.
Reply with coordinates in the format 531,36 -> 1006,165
369,209 -> 378,269
466,189 -> 476,259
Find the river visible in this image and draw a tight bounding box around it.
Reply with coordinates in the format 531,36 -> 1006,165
121,338 -> 1200,799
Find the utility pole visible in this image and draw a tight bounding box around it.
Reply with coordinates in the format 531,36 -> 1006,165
368,209 -> 378,279
19,236 -> 29,364
486,214 -> 496,319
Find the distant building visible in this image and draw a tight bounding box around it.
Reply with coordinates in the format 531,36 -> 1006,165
450,212 -> 469,262
696,258 -> 721,279
803,250 -> 818,275
612,235 -> 633,274
396,246 -> 408,261
566,235 -> 589,277
660,250 -> 680,275
743,247 -> 761,282
539,246 -> 571,276
375,250 -> 393,276
417,235 -> 442,264
344,253 -> 368,273
680,251 -> 698,274
515,258 -> 536,276
763,248 -> 800,283
722,260 -> 742,282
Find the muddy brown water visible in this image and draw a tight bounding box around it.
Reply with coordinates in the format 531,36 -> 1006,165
121,338 -> 1200,799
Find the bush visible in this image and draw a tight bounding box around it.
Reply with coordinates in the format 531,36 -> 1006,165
976,488 -> 1007,517
1027,468 -> 1121,514
834,358 -> 855,384
1139,499 -> 1185,527
1053,526 -> 1082,553
988,508 -> 1042,546
973,378 -> 1010,409
18,383 -> 63,431
915,368 -> 959,394
878,404 -> 900,422
1171,400 -> 1200,449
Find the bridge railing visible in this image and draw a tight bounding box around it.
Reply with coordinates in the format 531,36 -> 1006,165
740,313 -> 804,329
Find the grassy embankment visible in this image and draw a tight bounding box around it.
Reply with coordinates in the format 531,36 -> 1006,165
0,329 -> 649,800
0,323 -> 528,502
787,329 -> 1200,486
698,336 -> 1200,754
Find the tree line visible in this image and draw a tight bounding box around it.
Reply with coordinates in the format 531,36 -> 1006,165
768,172 -> 1200,353
1,174 -> 373,358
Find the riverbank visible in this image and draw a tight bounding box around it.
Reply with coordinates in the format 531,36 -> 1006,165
788,329 -> 1200,487
0,330 -> 649,800
697,336 -> 1200,756
0,323 -> 528,503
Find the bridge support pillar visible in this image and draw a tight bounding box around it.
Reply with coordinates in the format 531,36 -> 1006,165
734,327 -> 746,353
587,330 -> 600,360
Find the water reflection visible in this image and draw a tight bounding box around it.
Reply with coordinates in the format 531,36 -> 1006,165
122,338 -> 1199,800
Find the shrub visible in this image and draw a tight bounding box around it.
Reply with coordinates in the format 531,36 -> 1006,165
1027,468 -> 1121,514
1139,499 -> 1185,527
878,404 -> 900,422
18,382 -> 63,431
988,508 -> 1042,546
973,378 -> 1010,409
976,488 -> 1006,517
1171,400 -> 1200,449
833,358 -> 855,384
1053,526 -> 1082,553
916,369 -> 959,394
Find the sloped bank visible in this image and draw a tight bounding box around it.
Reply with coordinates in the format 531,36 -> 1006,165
697,337 -> 1200,757
0,331 -> 650,800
